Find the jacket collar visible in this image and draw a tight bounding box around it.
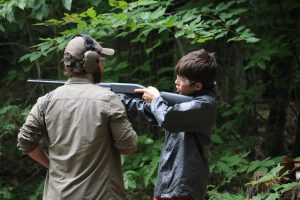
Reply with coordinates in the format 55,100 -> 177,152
192,88 -> 216,97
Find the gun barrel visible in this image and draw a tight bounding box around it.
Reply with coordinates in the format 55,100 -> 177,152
27,79 -> 193,104
27,79 -> 66,84
27,79 -> 145,94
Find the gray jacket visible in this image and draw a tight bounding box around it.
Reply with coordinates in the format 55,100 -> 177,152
119,90 -> 216,200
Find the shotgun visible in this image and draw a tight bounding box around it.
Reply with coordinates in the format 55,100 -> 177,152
27,79 -> 193,105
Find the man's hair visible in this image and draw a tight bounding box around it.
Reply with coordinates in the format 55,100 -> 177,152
175,49 -> 217,89
64,55 -> 86,77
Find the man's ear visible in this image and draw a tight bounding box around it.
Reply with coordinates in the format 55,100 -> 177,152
194,82 -> 202,91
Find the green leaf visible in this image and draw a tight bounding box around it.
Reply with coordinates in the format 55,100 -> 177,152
126,17 -> 137,31
18,54 -> 32,62
29,52 -> 42,62
62,0 -> 72,11
87,7 -> 96,18
215,31 -> 228,39
215,2 -> 235,11
140,12 -> 151,20
165,17 -> 176,27
235,25 -> 245,32
211,134 -> 223,144
246,37 -> 260,43
175,30 -> 185,38
197,37 -> 213,43
144,156 -> 159,186
17,0 -> 27,10
255,167 -> 268,173
219,12 -> 233,19
0,24 -> 4,32
109,0 -> 128,9
6,12 -> 15,23
127,179 -> 136,189
116,61 -> 128,70
225,18 -> 240,26
150,7 -> 166,20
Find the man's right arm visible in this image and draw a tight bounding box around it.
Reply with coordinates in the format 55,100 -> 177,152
17,98 -> 48,166
28,145 -> 49,168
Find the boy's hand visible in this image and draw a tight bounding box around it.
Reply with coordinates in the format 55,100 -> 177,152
135,86 -> 160,103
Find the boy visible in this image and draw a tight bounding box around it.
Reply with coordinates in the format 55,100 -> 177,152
120,49 -> 217,200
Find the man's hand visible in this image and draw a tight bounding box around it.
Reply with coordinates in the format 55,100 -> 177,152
135,86 -> 160,103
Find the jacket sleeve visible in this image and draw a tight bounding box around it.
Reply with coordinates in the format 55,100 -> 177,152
117,93 -> 157,125
150,95 -> 216,133
17,96 -> 47,154
108,94 -> 138,154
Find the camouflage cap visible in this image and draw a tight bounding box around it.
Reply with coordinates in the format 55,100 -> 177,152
64,36 -> 114,66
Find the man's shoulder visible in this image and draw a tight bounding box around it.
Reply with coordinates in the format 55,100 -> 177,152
51,84 -> 117,101
89,84 -> 116,96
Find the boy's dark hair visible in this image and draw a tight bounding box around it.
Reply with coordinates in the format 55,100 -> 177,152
175,49 -> 217,89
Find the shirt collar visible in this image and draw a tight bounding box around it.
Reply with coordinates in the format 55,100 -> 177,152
65,77 -> 93,85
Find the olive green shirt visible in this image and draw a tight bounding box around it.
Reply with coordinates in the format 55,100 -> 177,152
17,77 -> 138,200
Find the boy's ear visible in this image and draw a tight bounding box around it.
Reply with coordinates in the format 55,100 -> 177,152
194,82 -> 202,91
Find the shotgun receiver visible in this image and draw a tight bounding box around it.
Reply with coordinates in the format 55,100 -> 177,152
27,79 -> 193,105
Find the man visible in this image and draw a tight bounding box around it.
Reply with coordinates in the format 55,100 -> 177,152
17,34 -> 138,200
120,49 -> 217,200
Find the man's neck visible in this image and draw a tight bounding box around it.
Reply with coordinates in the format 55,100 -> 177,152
84,73 -> 94,83
69,74 -> 94,83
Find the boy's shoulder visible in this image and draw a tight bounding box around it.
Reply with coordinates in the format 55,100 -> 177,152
193,91 -> 215,102
192,93 -> 216,109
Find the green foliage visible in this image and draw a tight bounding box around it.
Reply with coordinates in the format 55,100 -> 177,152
0,103 -> 40,200
123,134 -> 162,190
0,186 -> 13,200
209,152 -> 299,200
246,165 -> 300,200
28,181 -> 44,200
209,138 -> 250,184
0,0 -> 50,24
16,0 -> 258,88
216,83 -> 265,140
0,104 -> 29,142
208,185 -> 245,200
1,0 -> 299,199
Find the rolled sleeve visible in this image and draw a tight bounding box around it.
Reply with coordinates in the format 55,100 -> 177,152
108,94 -> 138,154
17,97 -> 46,154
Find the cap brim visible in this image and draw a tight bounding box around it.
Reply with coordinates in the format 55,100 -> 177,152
101,48 -> 115,56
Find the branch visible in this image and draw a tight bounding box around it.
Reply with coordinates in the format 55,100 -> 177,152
0,42 -> 32,52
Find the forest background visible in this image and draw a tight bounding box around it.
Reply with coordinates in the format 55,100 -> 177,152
0,0 -> 300,199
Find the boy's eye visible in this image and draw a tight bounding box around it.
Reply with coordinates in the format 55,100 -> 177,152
176,76 -> 193,85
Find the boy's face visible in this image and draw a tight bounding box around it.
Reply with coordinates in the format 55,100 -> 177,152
175,75 -> 202,95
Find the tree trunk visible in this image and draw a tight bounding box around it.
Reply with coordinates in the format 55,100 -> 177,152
264,59 -> 292,156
